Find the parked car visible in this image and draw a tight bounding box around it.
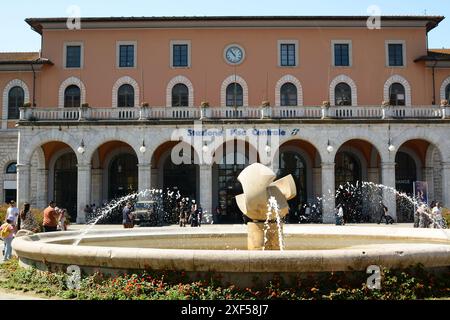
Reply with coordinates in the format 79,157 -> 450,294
133,201 -> 158,226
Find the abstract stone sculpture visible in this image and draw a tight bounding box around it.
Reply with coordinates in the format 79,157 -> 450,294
235,163 -> 297,250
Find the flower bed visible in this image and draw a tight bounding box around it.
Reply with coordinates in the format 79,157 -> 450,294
0,259 -> 449,300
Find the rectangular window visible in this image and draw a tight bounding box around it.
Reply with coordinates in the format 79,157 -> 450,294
388,43 -> 404,66
173,44 -> 188,67
119,45 -> 135,68
280,44 -> 296,67
66,45 -> 81,68
334,44 -> 350,66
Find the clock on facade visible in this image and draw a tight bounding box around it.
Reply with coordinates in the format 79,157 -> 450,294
224,44 -> 245,65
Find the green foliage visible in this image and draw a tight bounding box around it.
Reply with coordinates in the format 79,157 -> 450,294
0,259 -> 449,300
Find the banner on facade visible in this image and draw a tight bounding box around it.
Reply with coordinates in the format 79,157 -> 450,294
413,181 -> 428,205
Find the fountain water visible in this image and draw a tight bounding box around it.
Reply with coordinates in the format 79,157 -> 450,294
73,188 -> 184,246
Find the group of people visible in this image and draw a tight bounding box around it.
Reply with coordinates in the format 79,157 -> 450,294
414,201 -> 447,229
178,199 -> 203,227
335,202 -> 395,225
1,200 -> 69,261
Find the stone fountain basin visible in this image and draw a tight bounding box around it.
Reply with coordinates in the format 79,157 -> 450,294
13,225 -> 450,281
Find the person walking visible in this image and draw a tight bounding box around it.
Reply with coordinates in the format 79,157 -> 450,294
418,203 -> 431,228
5,200 -> 19,228
179,202 -> 187,227
43,201 -> 60,232
19,202 -> 40,233
190,201 -> 198,227
335,204 -> 344,226
1,218 -> 15,261
378,203 -> 394,224
58,209 -> 68,231
431,202 -> 445,229
122,202 -> 134,229
197,204 -> 203,227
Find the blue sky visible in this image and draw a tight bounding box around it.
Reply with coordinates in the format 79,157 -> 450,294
1,0 -> 449,52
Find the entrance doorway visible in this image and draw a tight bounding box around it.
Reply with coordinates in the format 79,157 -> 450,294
108,153 -> 138,200
163,157 -> 198,201
54,152 -> 77,221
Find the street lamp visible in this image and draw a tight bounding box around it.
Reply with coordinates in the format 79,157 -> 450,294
139,140 -> 146,153
77,139 -> 85,154
326,140 -> 334,153
388,138 -> 396,152
202,142 -> 209,153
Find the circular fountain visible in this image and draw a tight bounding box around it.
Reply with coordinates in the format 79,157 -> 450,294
12,225 -> 450,286
11,163 -> 450,286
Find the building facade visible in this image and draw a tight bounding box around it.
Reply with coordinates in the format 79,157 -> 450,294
1,16 -> 450,223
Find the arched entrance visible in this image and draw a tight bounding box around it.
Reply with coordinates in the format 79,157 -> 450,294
335,151 -> 362,222
163,155 -> 197,200
54,153 -> 77,219
334,139 -> 381,223
152,141 -> 199,201
395,151 -> 417,223
274,139 -> 321,223
108,153 -> 138,199
394,139 -> 440,223
212,139 -> 259,224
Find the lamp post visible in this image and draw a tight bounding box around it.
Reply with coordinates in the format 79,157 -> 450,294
77,139 -> 85,154
326,140 -> 334,153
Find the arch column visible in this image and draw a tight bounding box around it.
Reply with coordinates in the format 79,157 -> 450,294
321,162 -> 335,223
17,163 -> 31,207
199,164 -> 212,219
77,163 -> 91,224
138,163 -> 152,194
36,168 -> 48,209
441,162 -> 450,208
381,162 -> 397,221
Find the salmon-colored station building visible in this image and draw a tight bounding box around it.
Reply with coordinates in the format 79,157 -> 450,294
1,16 -> 450,224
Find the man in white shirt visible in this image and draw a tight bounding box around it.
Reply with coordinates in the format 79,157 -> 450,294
6,200 -> 19,227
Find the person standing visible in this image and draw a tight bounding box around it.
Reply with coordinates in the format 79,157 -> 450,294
1,218 -> 15,261
378,203 -> 393,224
19,202 -> 40,233
197,204 -> 203,227
43,201 -> 60,232
432,202 -> 445,229
418,203 -> 431,228
122,202 -> 134,229
179,202 -> 186,227
5,200 -> 19,228
335,204 -> 344,226
58,209 -> 68,231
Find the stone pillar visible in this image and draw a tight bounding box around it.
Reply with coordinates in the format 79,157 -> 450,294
367,167 -> 379,184
36,168 -> 48,209
381,162 -> 397,221
151,168 -> 158,189
441,162 -> 450,208
321,162 -> 335,224
77,164 -> 91,224
199,165 -> 212,221
312,167 -> 321,199
138,163 -> 152,197
91,168 -> 103,207
424,167 -> 435,203
17,164 -> 31,207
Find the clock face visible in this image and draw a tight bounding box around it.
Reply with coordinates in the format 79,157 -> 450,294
225,45 -> 244,65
